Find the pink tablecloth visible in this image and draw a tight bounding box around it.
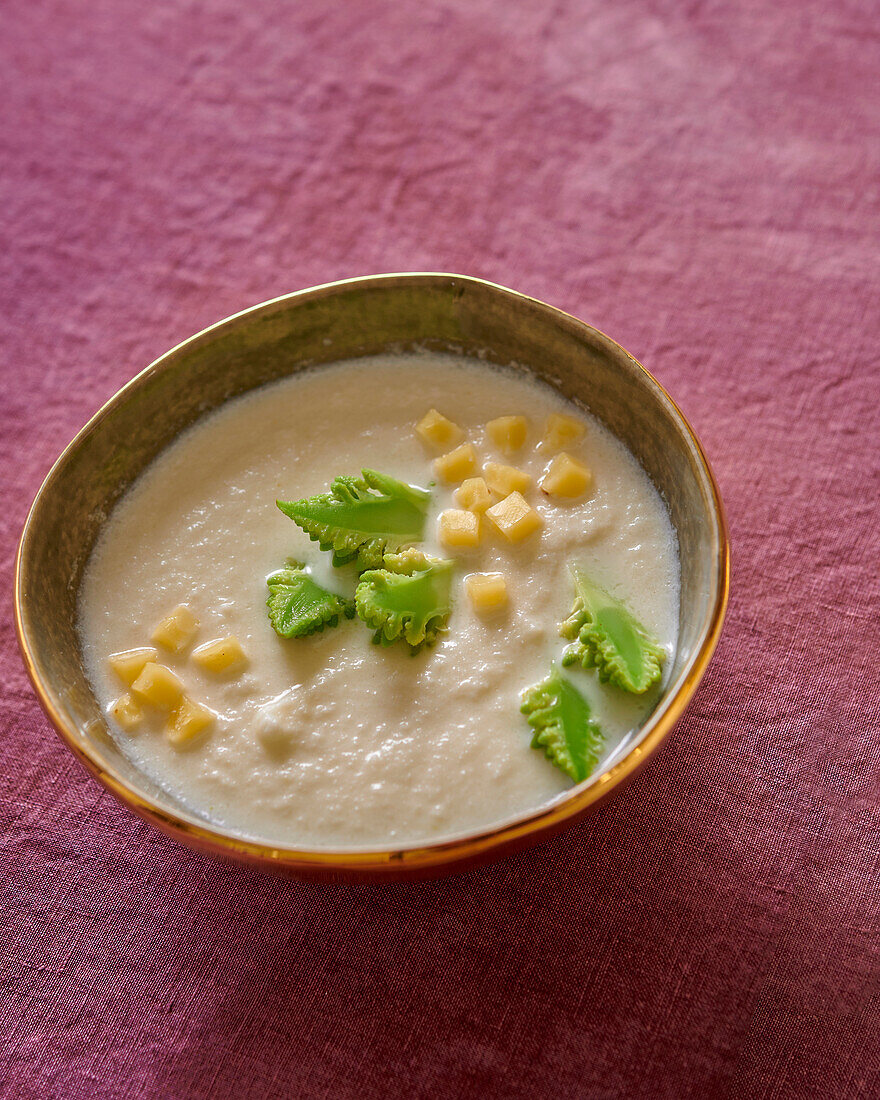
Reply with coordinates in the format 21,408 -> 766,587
2,2 -> 878,1097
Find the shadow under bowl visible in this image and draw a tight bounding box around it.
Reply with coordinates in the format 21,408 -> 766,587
15,273 -> 729,881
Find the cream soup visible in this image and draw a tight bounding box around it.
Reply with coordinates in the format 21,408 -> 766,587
78,352 -> 679,848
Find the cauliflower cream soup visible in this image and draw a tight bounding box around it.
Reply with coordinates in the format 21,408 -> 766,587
78,352 -> 680,848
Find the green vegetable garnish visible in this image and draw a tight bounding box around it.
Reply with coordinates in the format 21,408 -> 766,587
277,469 -> 431,569
266,560 -> 355,638
560,565 -> 665,694
520,664 -> 604,783
355,550 -> 453,652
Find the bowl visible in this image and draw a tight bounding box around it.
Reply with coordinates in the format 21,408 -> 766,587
15,273 -> 729,881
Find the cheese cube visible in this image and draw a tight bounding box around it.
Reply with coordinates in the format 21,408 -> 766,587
465,572 -> 508,614
151,604 -> 199,653
486,491 -> 543,542
486,415 -> 528,453
540,452 -> 593,499
434,443 -> 478,484
416,409 -> 464,450
191,635 -> 249,675
110,693 -> 144,733
484,462 -> 532,496
454,476 -> 494,513
438,508 -> 481,549
108,647 -> 158,686
131,662 -> 184,709
257,725 -> 294,761
539,413 -> 585,452
166,697 -> 215,748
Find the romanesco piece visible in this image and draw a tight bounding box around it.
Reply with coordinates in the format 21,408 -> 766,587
277,469 -> 430,569
355,550 -> 454,652
266,561 -> 355,638
560,566 -> 665,694
520,664 -> 604,783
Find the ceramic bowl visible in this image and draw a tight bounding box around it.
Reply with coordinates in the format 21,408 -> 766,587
15,274 -> 729,880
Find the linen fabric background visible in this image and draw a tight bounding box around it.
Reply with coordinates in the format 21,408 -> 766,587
2,2 -> 878,1097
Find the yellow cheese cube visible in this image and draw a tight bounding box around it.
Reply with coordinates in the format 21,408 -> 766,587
540,452 -> 593,499
465,572 -> 508,614
110,693 -> 144,733
539,413 -> 585,452
416,408 -> 464,450
131,662 -> 184,710
151,604 -> 199,653
438,508 -> 481,549
485,491 -> 543,542
434,443 -> 478,484
166,697 -> 215,748
108,647 -> 158,686
486,415 -> 528,453
484,462 -> 532,496
454,476 -> 494,513
191,635 -> 249,675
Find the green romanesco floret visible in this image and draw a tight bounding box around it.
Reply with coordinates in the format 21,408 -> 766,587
266,560 -> 355,638
520,664 -> 604,783
277,469 -> 430,569
355,550 -> 453,652
560,565 -> 665,694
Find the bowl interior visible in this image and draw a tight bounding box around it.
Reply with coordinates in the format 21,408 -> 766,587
16,274 -> 726,866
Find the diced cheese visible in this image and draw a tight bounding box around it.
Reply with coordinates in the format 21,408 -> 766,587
150,604 -> 199,653
486,415 -> 527,453
540,452 -> 593,499
108,646 -> 158,686
191,635 -> 249,675
131,662 -> 184,709
465,572 -> 508,614
485,491 -> 543,542
539,413 -> 585,452
110,693 -> 144,733
438,508 -> 481,549
484,462 -> 532,496
416,409 -> 464,449
257,725 -> 294,761
166,697 -> 215,748
434,443 -> 479,484
454,476 -> 494,513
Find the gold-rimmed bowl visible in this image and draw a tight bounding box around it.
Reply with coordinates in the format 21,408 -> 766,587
15,273 -> 729,881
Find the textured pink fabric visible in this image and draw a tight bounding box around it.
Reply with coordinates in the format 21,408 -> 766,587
2,2 -> 878,1097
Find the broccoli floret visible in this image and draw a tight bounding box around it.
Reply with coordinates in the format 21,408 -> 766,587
521,664 -> 604,783
266,560 -> 355,638
355,550 -> 453,652
560,565 -> 665,694
277,469 -> 430,569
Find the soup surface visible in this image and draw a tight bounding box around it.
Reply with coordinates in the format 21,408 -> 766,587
79,352 -> 680,848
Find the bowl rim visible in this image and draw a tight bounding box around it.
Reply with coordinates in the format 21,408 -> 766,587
15,272 -> 730,876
